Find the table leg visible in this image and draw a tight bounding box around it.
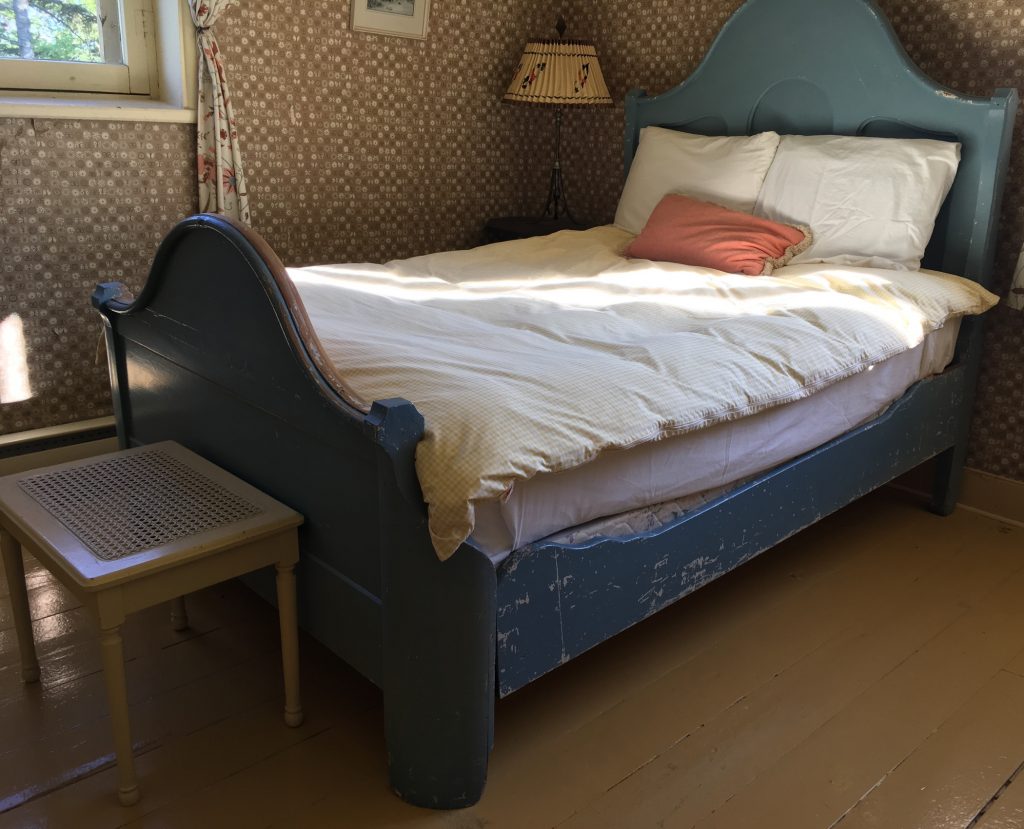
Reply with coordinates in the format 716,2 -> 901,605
170,595 -> 189,631
99,625 -> 140,806
1,529 -> 40,683
275,561 -> 303,727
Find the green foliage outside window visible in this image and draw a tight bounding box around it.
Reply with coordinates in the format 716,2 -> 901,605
0,0 -> 105,63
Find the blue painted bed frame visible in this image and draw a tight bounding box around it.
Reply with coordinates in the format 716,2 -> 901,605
92,0 -> 1016,809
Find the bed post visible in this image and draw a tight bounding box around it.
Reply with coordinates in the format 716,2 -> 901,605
366,399 -> 497,809
930,318 -> 985,516
931,88 -> 1017,516
931,309 -> 989,520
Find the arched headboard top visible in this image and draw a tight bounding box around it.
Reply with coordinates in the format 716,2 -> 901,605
624,0 -> 1018,285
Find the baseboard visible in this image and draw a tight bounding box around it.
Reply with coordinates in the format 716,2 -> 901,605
0,417 -> 118,476
892,463 -> 1024,528
956,469 -> 1024,527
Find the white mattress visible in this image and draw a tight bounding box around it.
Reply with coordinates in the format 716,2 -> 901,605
471,320 -> 960,563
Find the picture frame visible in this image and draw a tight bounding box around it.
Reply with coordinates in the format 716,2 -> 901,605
350,0 -> 431,39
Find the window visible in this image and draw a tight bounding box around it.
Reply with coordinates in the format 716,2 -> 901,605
0,0 -> 195,121
1,0 -> 156,94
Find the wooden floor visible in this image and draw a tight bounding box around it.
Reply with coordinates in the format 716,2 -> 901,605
2,489 -> 1024,828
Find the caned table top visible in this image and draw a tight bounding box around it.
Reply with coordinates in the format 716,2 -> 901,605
0,442 -> 303,589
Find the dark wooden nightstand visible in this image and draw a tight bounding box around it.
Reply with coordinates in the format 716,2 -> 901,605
484,215 -> 590,244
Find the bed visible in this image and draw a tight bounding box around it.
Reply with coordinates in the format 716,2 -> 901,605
92,0 -> 1016,810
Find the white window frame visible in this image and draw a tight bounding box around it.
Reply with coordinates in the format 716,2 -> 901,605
0,0 -> 154,94
0,0 -> 196,123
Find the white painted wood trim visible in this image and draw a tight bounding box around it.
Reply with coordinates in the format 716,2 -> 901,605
956,469 -> 1024,529
0,60 -> 132,95
154,0 -> 198,113
0,0 -> 196,123
0,417 -> 116,450
891,466 -> 1024,529
0,95 -> 196,122
0,0 -> 154,96
0,417 -> 118,477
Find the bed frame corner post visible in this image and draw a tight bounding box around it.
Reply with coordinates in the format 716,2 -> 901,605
930,444 -> 967,517
930,317 -> 986,517
931,88 -> 1016,518
367,399 -> 497,809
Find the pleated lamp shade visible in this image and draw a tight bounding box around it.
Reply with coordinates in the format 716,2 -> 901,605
503,40 -> 612,106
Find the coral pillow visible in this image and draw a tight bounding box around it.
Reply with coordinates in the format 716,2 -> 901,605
626,194 -> 812,275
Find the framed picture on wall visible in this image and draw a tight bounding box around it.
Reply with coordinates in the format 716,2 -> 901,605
350,0 -> 431,39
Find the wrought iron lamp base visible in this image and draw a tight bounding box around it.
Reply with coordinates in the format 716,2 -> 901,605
539,108 -> 577,224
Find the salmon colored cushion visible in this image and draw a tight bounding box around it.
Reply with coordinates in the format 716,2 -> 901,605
625,194 -> 813,275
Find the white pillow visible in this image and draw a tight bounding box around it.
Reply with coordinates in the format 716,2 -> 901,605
753,134 -> 961,271
614,127 -> 781,235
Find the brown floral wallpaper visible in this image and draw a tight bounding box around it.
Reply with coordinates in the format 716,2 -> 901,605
0,118 -> 197,432
0,0 -> 1021,484
216,0 -> 556,266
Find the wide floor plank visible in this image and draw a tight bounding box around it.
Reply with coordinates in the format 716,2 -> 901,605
691,545 -> 1024,828
834,669 -> 1024,829
1,490 -> 1021,829
973,766 -> 1024,828
556,510 -> 1022,829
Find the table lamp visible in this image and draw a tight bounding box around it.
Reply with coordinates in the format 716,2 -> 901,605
503,18 -> 612,222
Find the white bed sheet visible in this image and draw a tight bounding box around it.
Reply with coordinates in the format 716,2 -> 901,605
292,226 -> 995,560
472,320 -> 959,563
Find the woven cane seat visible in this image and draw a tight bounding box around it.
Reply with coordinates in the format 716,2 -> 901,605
17,447 -> 262,561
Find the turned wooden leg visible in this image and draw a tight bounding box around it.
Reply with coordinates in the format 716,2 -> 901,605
169,595 -> 189,631
1,529 -> 40,683
99,625 -> 140,806
275,561 -> 303,727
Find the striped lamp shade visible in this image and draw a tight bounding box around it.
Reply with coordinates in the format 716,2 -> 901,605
503,40 -> 612,106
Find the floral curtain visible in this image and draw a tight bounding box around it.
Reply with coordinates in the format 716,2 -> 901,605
1010,250 -> 1024,311
190,0 -> 250,224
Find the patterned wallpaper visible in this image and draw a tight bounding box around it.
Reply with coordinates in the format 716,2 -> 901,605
216,0 -> 555,266
0,0 -> 554,434
0,119 -> 197,432
0,0 -> 1021,484
562,0 -> 1024,483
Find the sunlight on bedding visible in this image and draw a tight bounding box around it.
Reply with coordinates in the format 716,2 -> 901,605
284,227 -> 999,558
289,229 -> 984,351
0,314 -> 32,405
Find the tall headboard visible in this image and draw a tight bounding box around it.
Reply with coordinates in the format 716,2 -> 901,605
624,0 -> 1018,286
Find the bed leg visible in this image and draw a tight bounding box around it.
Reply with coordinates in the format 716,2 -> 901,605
370,398 -> 497,809
930,319 -> 986,518
930,442 -> 967,517
382,539 -> 496,809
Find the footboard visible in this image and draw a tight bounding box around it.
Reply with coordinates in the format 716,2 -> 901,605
93,215 -> 387,678
93,214 -> 496,808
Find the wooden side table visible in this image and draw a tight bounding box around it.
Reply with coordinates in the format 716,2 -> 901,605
483,215 -> 590,243
0,441 -> 304,806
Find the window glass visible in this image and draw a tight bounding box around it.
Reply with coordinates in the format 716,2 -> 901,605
1,0 -> 124,65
